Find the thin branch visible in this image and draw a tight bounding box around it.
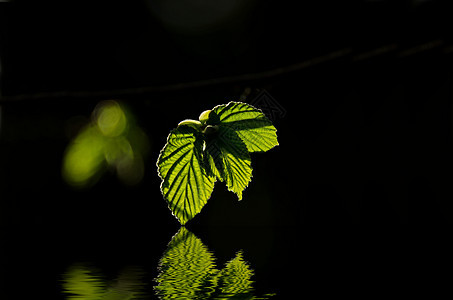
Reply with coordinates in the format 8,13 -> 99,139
0,40 -> 449,103
0,48 -> 353,102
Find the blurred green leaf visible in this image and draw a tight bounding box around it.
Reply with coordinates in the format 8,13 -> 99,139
62,100 -> 149,188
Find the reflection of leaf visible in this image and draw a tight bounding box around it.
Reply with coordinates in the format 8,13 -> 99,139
217,251 -> 254,297
103,267 -> 147,300
157,127 -> 215,225
62,264 -> 106,300
155,227 -> 218,299
62,264 -> 147,300
155,228 -> 275,299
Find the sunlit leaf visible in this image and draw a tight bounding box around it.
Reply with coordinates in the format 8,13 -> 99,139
212,101 -> 279,152
157,126 -> 215,225
205,126 -> 252,200
157,101 -> 278,224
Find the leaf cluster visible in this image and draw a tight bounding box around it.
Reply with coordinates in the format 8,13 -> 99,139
157,101 -> 279,225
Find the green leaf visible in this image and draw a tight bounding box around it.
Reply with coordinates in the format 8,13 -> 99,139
62,100 -> 149,188
62,126 -> 107,187
157,126 -> 215,225
157,101 -> 279,224
199,109 -> 220,126
212,101 -> 279,152
205,126 -> 252,200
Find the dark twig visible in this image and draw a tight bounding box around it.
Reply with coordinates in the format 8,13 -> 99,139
1,40 -> 449,103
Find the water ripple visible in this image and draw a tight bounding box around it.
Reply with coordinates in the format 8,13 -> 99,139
154,227 -> 275,299
60,228 -> 274,299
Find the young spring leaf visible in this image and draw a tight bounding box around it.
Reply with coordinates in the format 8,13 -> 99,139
212,101 -> 279,152
205,126 -> 252,200
157,126 -> 215,225
157,101 -> 279,225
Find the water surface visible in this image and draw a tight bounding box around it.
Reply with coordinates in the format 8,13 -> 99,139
60,227 -> 276,299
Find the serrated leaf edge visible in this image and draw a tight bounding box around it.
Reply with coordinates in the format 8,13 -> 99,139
156,128 -> 216,225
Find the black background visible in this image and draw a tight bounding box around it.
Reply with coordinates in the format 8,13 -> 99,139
1,0 -> 453,298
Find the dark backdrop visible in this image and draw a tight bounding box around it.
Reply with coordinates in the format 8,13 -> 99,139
1,1 -> 452,298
